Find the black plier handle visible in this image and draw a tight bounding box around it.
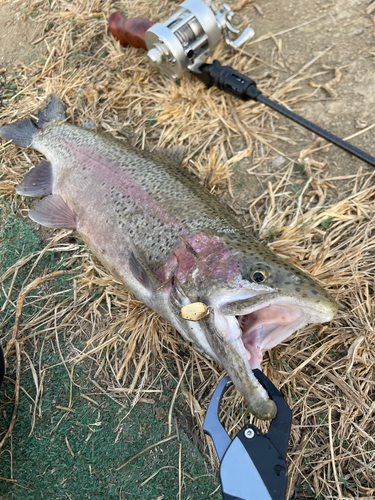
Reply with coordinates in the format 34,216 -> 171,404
203,370 -> 292,500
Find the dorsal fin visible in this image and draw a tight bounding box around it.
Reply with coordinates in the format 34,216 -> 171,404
80,118 -> 96,130
16,160 -> 53,197
154,146 -> 185,165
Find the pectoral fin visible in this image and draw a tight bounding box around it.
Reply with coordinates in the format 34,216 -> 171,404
29,194 -> 77,229
16,160 -> 53,197
129,241 -> 158,292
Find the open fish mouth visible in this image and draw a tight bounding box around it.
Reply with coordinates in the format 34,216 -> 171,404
210,291 -> 334,370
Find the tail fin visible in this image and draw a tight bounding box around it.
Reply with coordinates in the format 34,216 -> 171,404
0,95 -> 65,148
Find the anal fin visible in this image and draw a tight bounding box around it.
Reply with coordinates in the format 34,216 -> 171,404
28,194 -> 77,229
16,160 -> 53,197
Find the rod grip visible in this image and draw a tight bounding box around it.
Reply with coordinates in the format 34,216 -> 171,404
108,12 -> 153,50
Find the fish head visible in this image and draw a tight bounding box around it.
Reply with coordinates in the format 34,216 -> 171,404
208,238 -> 338,369
166,231 -> 338,419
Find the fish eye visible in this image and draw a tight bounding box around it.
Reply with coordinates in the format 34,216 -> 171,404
251,269 -> 268,283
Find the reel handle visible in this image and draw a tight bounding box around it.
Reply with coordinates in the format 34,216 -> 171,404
108,12 -> 153,50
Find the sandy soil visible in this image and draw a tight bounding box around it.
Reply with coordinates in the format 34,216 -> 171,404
245,0 -> 375,171
227,0 -> 375,203
0,2 -> 43,71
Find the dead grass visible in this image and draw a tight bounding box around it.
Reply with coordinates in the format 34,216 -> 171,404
0,0 -> 374,498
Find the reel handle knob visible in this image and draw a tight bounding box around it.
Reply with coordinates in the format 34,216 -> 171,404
108,12 -> 153,50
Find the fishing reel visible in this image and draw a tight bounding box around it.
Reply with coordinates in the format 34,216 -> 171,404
145,0 -> 254,79
109,1 -> 375,167
110,0 -> 254,80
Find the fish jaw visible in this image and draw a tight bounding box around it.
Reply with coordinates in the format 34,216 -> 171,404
171,289 -> 336,420
206,289 -> 336,370
165,257 -> 337,421
205,314 -> 279,420
171,307 -> 278,420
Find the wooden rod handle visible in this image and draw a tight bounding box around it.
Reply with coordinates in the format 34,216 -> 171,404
108,12 -> 154,50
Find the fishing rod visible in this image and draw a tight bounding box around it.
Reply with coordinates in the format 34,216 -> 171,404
108,0 -> 375,168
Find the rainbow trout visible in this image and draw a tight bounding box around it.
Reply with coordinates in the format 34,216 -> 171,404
0,96 -> 337,419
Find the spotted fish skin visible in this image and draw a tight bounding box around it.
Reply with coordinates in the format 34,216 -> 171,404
0,96 -> 338,420
35,123 -> 239,271
35,124 -> 334,305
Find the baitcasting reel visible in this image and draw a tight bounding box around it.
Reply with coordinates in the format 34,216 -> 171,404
109,0 -> 254,80
109,1 -> 375,167
145,0 -> 254,79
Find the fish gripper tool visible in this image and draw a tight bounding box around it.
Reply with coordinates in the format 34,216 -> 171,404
203,371 -> 292,500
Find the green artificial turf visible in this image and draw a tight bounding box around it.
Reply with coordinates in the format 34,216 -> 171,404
0,201 -> 74,333
0,207 -> 221,499
1,351 -> 220,499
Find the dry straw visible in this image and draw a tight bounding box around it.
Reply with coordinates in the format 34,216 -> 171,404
0,0 -> 374,498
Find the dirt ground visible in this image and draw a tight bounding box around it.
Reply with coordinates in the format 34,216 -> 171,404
223,0 -> 375,208
0,2 -> 42,71
1,0 -> 375,498
1,0 -> 375,182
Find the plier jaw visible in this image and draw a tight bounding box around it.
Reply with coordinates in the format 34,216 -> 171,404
203,369 -> 292,500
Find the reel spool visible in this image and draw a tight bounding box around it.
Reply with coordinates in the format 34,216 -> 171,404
144,0 -> 254,79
